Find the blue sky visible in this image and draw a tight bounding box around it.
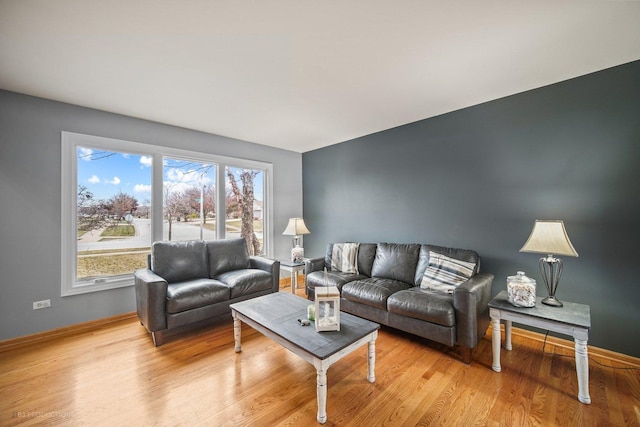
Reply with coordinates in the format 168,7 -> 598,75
77,147 -> 263,204
77,147 -> 152,202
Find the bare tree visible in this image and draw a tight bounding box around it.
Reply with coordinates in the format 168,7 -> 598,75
106,192 -> 138,220
164,188 -> 189,241
184,185 -> 216,224
227,169 -> 261,255
225,186 -> 240,218
137,200 -> 151,219
77,185 -> 110,233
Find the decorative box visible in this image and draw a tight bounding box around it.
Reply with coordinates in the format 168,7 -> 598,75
507,271 -> 536,307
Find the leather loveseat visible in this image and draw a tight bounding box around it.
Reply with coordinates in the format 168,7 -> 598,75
305,242 -> 493,363
134,238 -> 280,346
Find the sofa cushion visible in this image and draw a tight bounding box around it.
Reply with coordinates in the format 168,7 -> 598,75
371,243 -> 420,284
307,270 -> 366,292
330,243 -> 359,273
342,278 -> 413,310
151,240 -> 208,283
356,243 -> 378,277
387,288 -> 455,327
206,239 -> 251,277
215,269 -> 273,299
420,251 -> 477,293
166,279 -> 230,314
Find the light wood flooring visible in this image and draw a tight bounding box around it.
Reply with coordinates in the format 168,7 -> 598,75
1,283 -> 639,426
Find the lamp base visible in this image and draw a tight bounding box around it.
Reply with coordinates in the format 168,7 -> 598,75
539,256 -> 564,308
541,295 -> 563,307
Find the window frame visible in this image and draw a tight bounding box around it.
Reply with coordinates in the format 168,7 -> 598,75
61,131 -> 273,297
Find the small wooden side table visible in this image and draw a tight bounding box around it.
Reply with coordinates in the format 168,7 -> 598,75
280,260 -> 305,294
488,290 -> 591,404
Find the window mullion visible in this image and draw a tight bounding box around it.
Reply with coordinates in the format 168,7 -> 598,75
217,163 -> 226,240
152,153 -> 164,242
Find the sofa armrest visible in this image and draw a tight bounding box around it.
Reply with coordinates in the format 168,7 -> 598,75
250,256 -> 280,292
452,272 -> 494,348
134,268 -> 169,333
305,257 -> 325,275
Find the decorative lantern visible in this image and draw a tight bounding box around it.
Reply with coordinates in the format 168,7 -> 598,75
314,286 -> 340,332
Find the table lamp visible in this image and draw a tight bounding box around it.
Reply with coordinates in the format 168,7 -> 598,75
283,217 -> 310,262
519,220 -> 579,307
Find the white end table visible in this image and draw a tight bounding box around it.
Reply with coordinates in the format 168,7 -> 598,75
489,290 -> 591,404
280,260 -> 305,294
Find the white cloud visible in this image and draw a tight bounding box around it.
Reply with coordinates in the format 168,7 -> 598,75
78,147 -> 93,161
88,175 -> 100,184
164,181 -> 190,194
165,168 -> 212,186
166,168 -> 193,184
134,184 -> 151,194
107,176 -> 121,185
140,156 -> 152,168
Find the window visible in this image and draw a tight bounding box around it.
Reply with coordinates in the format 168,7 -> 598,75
62,132 -> 272,296
163,157 -> 217,242
75,147 -> 152,283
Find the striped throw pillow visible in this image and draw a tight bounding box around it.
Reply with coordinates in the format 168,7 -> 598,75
331,243 -> 359,274
420,251 -> 476,293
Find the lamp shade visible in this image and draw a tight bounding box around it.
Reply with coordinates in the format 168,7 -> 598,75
283,218 -> 310,236
519,220 -> 578,257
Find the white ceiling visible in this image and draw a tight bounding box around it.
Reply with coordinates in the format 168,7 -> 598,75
1,1 -> 639,153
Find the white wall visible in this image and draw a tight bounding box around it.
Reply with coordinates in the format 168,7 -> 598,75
0,90 -> 303,341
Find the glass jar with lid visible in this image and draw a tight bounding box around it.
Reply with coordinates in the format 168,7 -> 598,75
507,271 -> 536,307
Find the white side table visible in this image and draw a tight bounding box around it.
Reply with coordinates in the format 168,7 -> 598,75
280,260 -> 305,294
489,290 -> 591,404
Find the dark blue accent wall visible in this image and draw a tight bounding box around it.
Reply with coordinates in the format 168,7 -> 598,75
302,60 -> 640,357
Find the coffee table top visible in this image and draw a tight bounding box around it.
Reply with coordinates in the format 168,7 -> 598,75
230,292 -> 380,360
489,290 -> 590,329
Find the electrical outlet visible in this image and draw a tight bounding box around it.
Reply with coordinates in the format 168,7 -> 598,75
33,299 -> 51,310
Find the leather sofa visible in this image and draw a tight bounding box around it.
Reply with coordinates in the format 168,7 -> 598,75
305,243 -> 494,363
134,238 -> 280,346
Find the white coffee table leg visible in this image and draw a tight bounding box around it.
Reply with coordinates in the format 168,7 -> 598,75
316,367 -> 327,424
233,313 -> 242,353
367,336 -> 376,383
290,270 -> 296,294
574,337 -> 591,404
490,310 -> 502,372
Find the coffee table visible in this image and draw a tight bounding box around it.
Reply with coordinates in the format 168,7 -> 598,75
230,292 -> 380,424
